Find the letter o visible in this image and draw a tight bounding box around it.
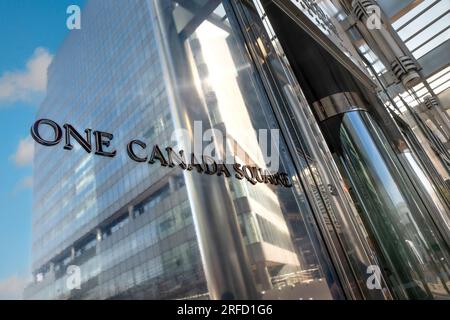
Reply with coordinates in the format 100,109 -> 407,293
31,119 -> 63,146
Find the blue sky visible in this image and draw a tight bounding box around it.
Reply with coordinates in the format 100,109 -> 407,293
0,0 -> 85,298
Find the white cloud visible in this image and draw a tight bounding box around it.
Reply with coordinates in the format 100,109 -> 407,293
11,175 -> 34,196
0,274 -> 30,300
20,176 -> 33,189
11,136 -> 34,167
0,47 -> 53,104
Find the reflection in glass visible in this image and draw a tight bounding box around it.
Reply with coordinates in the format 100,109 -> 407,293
154,0 -> 346,299
337,110 -> 450,299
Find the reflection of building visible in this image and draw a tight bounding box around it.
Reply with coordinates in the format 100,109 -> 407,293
23,0 -> 318,300
25,0 -> 345,300
24,0 -> 450,300
186,17 -> 305,290
24,1 -> 206,299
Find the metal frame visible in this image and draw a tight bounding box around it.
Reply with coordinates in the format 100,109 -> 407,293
231,0 -> 393,300
268,0 -> 379,92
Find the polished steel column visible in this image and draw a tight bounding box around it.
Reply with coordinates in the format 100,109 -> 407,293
348,0 -> 421,88
314,94 -> 450,299
235,0 -> 392,299
340,0 -> 450,202
421,96 -> 450,144
263,1 -> 450,299
151,0 -> 259,300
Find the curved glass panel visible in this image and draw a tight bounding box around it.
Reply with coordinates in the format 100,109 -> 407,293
23,0 -> 347,300
234,0 -> 391,299
337,110 -> 450,299
152,0 -> 346,299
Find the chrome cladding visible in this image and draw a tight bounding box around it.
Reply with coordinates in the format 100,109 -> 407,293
312,91 -> 368,121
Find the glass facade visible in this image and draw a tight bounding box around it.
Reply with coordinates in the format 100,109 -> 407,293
24,0 -> 354,300
21,0 -> 449,300
25,1 -> 205,299
152,0 -> 349,299
261,0 -> 450,299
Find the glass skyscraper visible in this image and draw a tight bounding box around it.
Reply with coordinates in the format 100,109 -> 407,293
24,0 -> 450,300
24,0 -> 336,300
25,1 -> 207,299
